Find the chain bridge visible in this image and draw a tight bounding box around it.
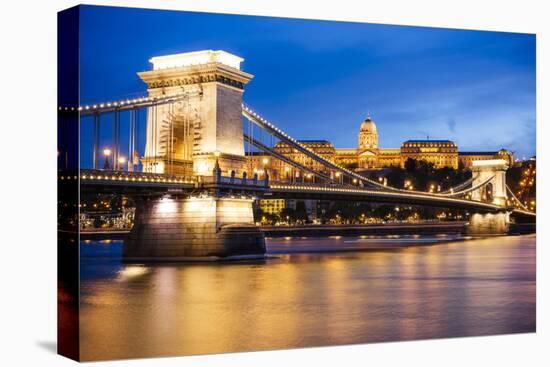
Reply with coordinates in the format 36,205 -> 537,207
58,50 -> 535,261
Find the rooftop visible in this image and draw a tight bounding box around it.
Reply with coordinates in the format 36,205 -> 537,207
150,50 -> 243,71
403,139 -> 455,144
298,139 -> 333,144
459,151 -> 498,156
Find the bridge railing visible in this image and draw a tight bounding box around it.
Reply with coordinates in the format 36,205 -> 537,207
79,169 -> 196,185
201,173 -> 268,187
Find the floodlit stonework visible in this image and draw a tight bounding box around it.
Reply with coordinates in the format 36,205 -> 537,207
127,50 -> 264,261
124,196 -> 265,260
138,50 -> 253,177
471,159 -> 509,206
247,114 -> 515,179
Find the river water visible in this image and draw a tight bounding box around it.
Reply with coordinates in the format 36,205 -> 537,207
79,234 -> 536,361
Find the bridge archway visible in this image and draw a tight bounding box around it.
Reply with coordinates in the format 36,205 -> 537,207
483,182 -> 493,202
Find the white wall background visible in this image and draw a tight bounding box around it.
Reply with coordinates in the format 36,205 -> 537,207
0,0 -> 547,366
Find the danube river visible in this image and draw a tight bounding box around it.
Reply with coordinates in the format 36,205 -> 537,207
79,234 -> 535,361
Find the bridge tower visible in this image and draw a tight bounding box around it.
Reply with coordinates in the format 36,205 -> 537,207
138,50 -> 253,176
468,159 -> 510,235
124,50 -> 265,261
471,159 -> 508,206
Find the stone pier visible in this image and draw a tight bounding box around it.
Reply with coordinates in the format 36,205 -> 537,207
467,212 -> 510,235
124,50 -> 265,261
124,195 -> 265,261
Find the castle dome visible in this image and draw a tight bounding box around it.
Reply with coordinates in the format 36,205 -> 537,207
358,115 -> 379,150
359,116 -> 377,134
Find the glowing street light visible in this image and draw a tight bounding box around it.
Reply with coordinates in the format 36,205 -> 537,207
103,148 -> 112,170
335,171 -> 342,185
284,166 -> 291,182
260,157 -> 270,179
118,156 -> 127,171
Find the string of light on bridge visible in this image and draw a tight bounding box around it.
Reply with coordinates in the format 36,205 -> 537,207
243,104 -> 485,199
58,91 -> 196,113
269,183 -> 504,211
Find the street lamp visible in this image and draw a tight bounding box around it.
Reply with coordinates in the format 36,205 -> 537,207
118,156 -> 127,171
213,150 -> 221,174
262,157 -> 269,179
103,148 -> 112,170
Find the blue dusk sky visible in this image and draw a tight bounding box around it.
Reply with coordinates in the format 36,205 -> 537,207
79,5 -> 536,159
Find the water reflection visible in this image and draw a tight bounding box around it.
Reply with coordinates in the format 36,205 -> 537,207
79,235 -> 535,361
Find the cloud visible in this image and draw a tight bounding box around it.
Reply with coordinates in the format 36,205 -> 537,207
447,117 -> 457,133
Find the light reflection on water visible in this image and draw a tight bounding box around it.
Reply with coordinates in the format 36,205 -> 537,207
79,235 -> 535,361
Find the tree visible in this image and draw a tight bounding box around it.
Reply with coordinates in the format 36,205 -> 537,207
295,201 -> 309,223
404,157 -> 417,173
280,207 -> 296,224
253,207 -> 265,223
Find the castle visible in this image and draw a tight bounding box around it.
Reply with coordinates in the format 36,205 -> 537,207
246,115 -> 514,182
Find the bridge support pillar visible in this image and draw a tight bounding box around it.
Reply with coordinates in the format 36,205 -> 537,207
467,211 -> 510,235
124,195 -> 265,261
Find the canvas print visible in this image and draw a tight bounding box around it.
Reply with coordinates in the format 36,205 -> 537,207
57,5 -> 536,362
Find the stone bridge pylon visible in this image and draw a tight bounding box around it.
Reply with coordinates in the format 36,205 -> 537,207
471,159 -> 509,206
468,159 -> 510,235
137,50 -> 254,177
125,50 -> 265,261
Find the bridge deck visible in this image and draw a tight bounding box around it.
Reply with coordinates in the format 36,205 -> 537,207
67,170 -> 535,217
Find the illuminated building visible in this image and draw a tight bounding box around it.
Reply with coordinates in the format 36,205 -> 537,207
273,140 -> 335,178
245,114 -> 514,177
400,140 -> 459,169
259,199 -> 286,214
458,149 -> 515,168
